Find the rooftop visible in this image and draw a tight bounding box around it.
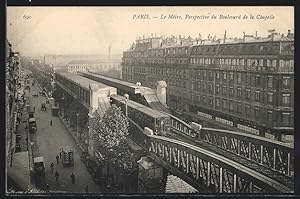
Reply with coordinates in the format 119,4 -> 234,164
81,72 -> 140,92
127,30 -> 294,51
58,72 -> 112,91
68,59 -> 120,65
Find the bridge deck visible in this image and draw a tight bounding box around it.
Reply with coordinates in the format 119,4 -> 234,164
167,129 -> 294,190
80,72 -> 140,93
59,72 -> 109,90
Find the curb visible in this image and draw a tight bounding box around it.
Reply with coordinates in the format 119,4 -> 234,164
58,115 -> 86,154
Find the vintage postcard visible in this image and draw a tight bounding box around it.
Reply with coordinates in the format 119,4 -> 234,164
6,6 -> 294,195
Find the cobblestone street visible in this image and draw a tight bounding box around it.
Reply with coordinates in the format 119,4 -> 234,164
28,80 -> 101,193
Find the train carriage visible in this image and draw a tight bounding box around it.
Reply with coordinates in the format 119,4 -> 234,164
110,95 -> 170,135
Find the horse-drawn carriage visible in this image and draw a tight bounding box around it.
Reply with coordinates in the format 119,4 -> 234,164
41,103 -> 47,111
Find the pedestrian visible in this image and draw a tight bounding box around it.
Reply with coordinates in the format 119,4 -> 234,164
55,171 -> 59,182
50,162 -> 54,174
46,184 -> 49,192
85,185 -> 88,193
50,120 -> 52,126
33,107 -> 35,112
56,154 -> 59,164
70,172 -> 75,184
59,151 -> 62,159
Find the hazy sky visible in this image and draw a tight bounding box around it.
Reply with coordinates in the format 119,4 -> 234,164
7,6 -> 294,56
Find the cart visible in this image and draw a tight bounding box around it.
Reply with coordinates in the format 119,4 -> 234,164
33,157 -> 45,176
41,103 -> 47,111
62,147 -> 74,167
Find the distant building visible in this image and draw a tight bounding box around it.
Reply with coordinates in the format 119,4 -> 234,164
44,54 -> 122,69
67,59 -> 122,78
121,31 -> 294,142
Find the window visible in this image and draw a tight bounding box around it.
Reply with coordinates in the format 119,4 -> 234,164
229,72 -> 234,81
241,59 -> 245,66
203,83 -> 207,92
267,111 -> 273,123
232,59 -> 236,65
246,89 -> 251,100
247,59 -> 251,66
223,72 -> 227,80
246,74 -> 250,85
282,94 -> 291,106
267,76 -> 273,88
229,87 -> 234,96
216,98 -> 220,108
290,60 -> 294,68
209,97 -> 213,107
237,103 -> 242,113
223,99 -> 227,109
216,71 -> 220,80
255,108 -> 260,119
237,87 -> 242,98
202,96 -> 206,104
209,71 -> 213,80
255,75 -> 261,87
267,59 -> 270,67
229,101 -> 234,111
209,84 -> 213,93
272,60 -> 277,67
222,85 -> 227,95
245,105 -> 250,116
255,91 -> 260,102
237,73 -> 242,84
197,95 -> 201,102
268,92 -> 273,104
282,112 -> 290,125
203,70 -> 207,79
283,77 -> 291,87
259,59 -> 264,67
216,84 -> 220,94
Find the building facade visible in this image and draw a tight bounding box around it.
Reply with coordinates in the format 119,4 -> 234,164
121,32 -> 294,142
6,41 -> 21,167
67,59 -> 121,74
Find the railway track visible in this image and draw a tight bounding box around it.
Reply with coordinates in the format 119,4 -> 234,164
167,130 -> 294,190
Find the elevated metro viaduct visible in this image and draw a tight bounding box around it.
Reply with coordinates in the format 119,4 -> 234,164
54,72 -> 117,155
79,72 -> 171,114
56,72 -> 294,193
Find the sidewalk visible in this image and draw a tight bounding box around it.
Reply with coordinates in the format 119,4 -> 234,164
7,77 -> 36,192
58,115 -> 87,154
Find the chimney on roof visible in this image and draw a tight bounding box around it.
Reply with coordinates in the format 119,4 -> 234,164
255,31 -> 258,38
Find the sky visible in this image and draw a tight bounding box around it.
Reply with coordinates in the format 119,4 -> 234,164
7,6 -> 294,57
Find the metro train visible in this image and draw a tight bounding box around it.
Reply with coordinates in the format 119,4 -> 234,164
110,95 -> 170,135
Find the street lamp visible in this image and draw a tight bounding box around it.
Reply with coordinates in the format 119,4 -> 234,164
76,112 -> 80,137
124,93 -> 129,117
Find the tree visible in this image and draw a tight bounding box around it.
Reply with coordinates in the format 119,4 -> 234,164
90,104 -> 135,173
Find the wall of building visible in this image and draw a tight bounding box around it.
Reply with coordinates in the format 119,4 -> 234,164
121,38 -> 294,142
